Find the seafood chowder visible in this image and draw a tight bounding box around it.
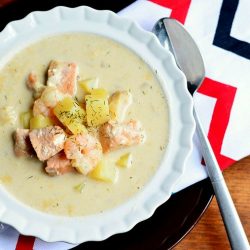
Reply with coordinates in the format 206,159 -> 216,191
0,34 -> 169,216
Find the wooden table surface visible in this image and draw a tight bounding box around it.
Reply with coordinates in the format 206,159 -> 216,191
175,156 -> 250,250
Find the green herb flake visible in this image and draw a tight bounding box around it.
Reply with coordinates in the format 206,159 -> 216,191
74,183 -> 85,193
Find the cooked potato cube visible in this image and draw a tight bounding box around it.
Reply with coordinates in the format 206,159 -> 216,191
53,97 -> 87,134
116,153 -> 133,168
85,94 -> 110,127
76,78 -> 99,103
54,97 -> 86,123
90,88 -> 108,97
71,158 -> 94,175
20,111 -> 32,129
109,91 -> 132,122
79,78 -> 99,94
67,122 -> 87,135
90,160 -> 118,183
30,114 -> 53,129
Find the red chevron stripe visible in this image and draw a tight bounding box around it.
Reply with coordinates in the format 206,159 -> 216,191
198,78 -> 236,170
149,0 -> 191,24
15,235 -> 35,250
0,0 -> 15,8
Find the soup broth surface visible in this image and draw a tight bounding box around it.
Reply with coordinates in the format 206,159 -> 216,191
0,33 -> 168,216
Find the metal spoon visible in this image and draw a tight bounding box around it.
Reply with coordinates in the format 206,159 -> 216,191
153,18 -> 249,250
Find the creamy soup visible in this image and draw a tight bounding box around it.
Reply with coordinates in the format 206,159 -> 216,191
0,34 -> 168,216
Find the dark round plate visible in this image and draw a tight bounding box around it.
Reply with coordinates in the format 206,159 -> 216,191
73,178 -> 213,250
0,0 -> 214,248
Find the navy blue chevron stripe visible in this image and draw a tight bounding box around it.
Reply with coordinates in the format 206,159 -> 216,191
213,0 -> 250,60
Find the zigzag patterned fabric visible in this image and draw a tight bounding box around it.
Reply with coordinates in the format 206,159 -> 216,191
0,0 -> 250,249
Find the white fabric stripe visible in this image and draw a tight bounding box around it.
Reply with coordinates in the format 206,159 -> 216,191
34,238 -> 76,250
194,94 -> 217,136
173,133 -> 208,193
231,0 -> 250,43
221,89 -> 250,160
118,0 -> 171,31
0,225 -> 19,250
174,95 -> 216,192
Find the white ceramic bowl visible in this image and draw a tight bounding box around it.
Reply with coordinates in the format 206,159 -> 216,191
0,6 -> 195,244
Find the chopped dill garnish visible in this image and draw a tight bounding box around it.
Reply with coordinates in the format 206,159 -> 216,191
74,183 -> 85,193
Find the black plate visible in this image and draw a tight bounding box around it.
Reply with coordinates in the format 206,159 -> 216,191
0,1 -> 214,249
74,178 -> 213,250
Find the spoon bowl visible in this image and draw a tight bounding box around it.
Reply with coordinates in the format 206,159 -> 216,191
153,18 -> 205,94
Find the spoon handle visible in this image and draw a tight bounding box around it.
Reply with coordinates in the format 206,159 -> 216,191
194,108 -> 250,250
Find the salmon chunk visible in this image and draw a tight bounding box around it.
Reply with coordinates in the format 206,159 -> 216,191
45,152 -> 74,176
33,98 -> 54,118
29,126 -> 66,161
64,133 -> 103,175
47,60 -> 78,96
99,120 -> 146,153
14,128 -> 33,157
26,72 -> 45,99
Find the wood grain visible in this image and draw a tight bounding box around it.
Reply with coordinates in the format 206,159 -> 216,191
175,156 -> 250,250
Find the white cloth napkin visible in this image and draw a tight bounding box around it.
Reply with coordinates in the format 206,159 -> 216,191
1,0 -> 250,249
